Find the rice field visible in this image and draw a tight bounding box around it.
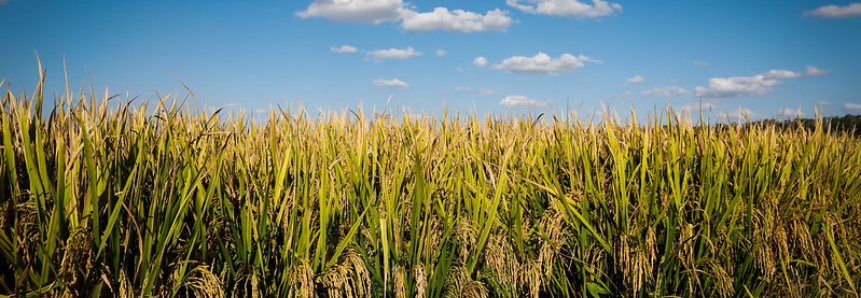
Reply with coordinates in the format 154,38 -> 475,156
1,73 -> 860,297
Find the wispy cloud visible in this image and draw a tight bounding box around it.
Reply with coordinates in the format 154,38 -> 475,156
805,65 -> 831,76
500,95 -> 548,107
845,102 -> 861,112
626,75 -> 644,83
374,78 -> 409,88
642,86 -> 690,97
492,52 -> 601,76
730,107 -> 758,120
804,3 -> 861,18
694,65 -> 830,99
331,45 -> 358,53
692,60 -> 710,67
778,107 -> 805,117
675,101 -> 716,114
506,0 -> 621,18
436,49 -> 447,57
456,86 -> 496,96
366,47 -> 422,61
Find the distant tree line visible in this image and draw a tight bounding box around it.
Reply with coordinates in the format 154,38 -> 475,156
742,114 -> 861,137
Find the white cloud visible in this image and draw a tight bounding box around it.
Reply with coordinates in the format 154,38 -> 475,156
500,95 -> 548,107
331,44 -> 358,53
778,107 -> 806,117
695,65 -> 830,99
696,76 -> 780,99
692,60 -> 710,67
642,86 -> 690,97
626,75 -> 644,83
820,101 -> 833,106
436,49 -> 447,57
804,3 -> 861,18
507,0 -> 621,17
845,102 -> 861,112
298,0 -> 515,33
492,52 -> 600,76
761,69 -> 806,79
805,65 -> 831,76
296,0 -> 406,24
374,78 -> 409,88
456,67 -> 463,72
455,86 -> 473,92
366,47 -> 422,60
401,8 -> 513,32
474,56 -> 488,67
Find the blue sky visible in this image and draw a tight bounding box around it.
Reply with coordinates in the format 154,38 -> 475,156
1,0 -> 860,120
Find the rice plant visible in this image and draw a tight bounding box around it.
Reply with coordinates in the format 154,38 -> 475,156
1,67 -> 859,297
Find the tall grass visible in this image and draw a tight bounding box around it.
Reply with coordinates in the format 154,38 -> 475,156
1,68 -> 860,297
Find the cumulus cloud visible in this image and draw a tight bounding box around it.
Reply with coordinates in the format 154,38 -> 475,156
296,0 -> 406,24
507,0 -> 621,17
366,47 -> 422,60
474,56 -> 488,67
804,3 -> 861,18
626,75 -> 644,83
492,52 -> 601,76
695,65 -> 830,99
845,102 -> 861,112
500,95 -> 548,107
642,86 -> 691,97
436,49 -> 447,57
694,76 -> 779,99
298,0 -> 515,32
374,78 -> 409,88
401,8 -> 514,32
331,45 -> 358,53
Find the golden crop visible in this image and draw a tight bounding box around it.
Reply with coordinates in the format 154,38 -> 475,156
1,68 -> 859,297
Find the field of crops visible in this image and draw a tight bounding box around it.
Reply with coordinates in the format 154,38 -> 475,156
1,75 -> 860,297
